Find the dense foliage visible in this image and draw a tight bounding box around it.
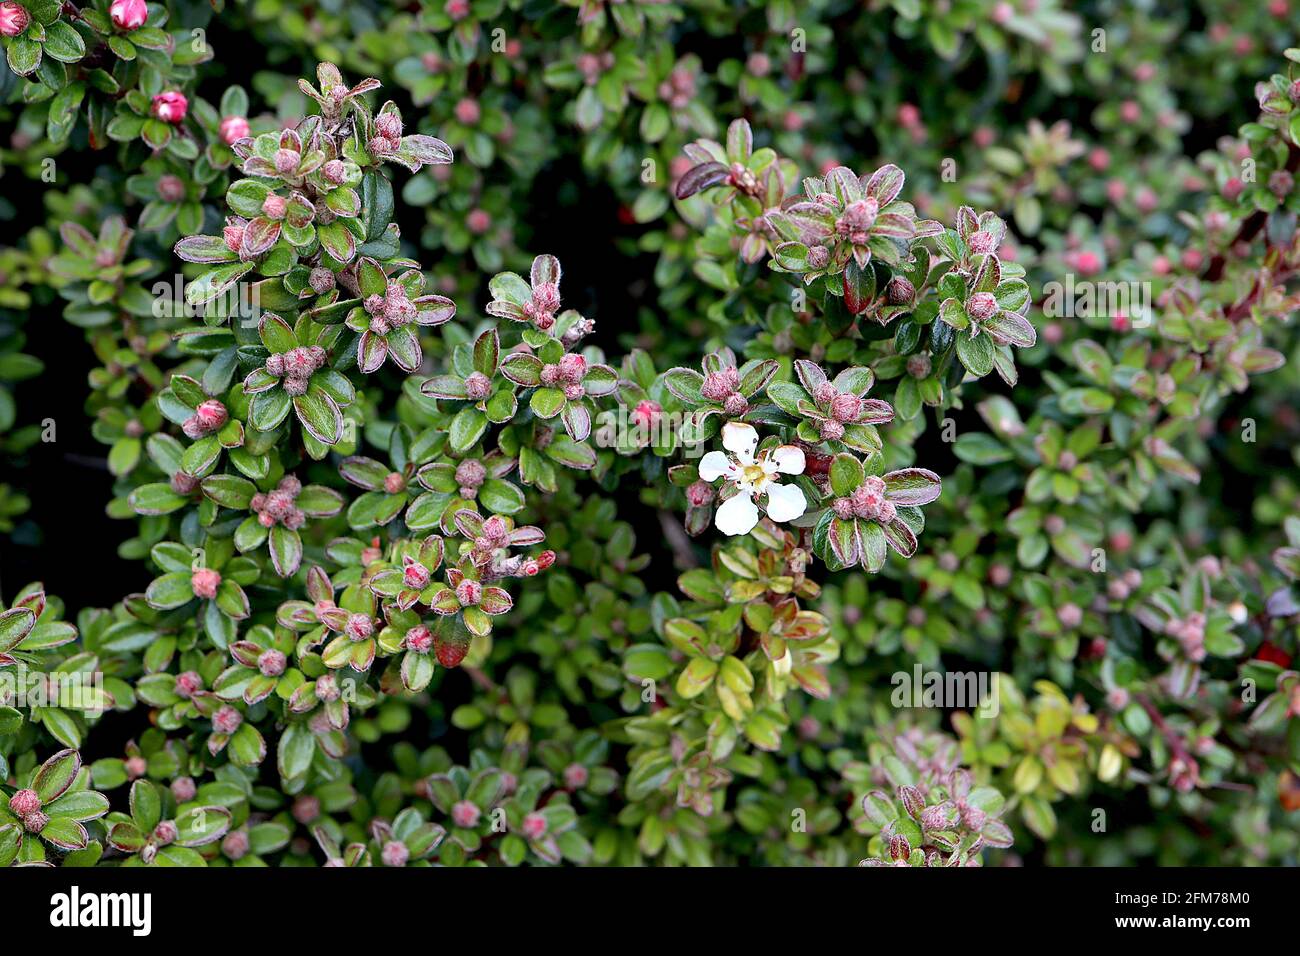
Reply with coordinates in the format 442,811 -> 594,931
2,0 -> 1300,867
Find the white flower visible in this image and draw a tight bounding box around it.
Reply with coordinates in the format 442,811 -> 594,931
697,422 -> 807,536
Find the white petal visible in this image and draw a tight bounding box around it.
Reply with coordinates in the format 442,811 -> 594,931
721,421 -> 759,461
697,451 -> 732,482
764,482 -> 807,523
714,493 -> 760,536
770,444 -> 806,476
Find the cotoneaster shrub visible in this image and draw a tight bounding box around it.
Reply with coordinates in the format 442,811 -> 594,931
0,0 -> 1299,868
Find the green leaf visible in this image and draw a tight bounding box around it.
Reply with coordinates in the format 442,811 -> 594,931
5,35 -> 42,75
129,779 -> 162,832
34,749 -> 81,803
955,332 -> 994,377
294,383 -> 343,444
828,453 -> 864,496
953,433 -> 1012,465
530,387 -> 566,419
228,723 -> 266,767
146,572 -> 195,610
277,723 -> 315,779
478,479 -> 524,515
268,525 -> 303,577
42,21 -> 87,63
448,406 -> 488,453
0,607 -> 35,652
201,474 -> 257,510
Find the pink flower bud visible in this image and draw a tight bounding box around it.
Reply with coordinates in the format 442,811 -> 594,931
367,136 -> 398,158
403,559 -> 432,590
220,115 -> 250,145
454,97 -> 481,125
405,626 -> 433,654
223,223 -> 245,252
632,400 -> 662,428
378,840 -> 408,867
686,480 -> 714,507
274,148 -> 300,175
374,112 -> 403,141
464,371 -> 492,400
886,275 -> 915,304
195,399 -> 227,432
445,0 -> 469,19
222,830 -> 250,860
456,579 -> 483,607
481,515 -> 509,544
212,705 -> 243,736
722,392 -> 748,417
153,820 -> 179,845
829,393 -> 862,423
451,800 -> 481,828
22,810 -> 48,833
191,568 -> 222,600
563,763 -> 589,789
158,175 -> 185,202
292,795 -> 321,825
1075,250 -> 1101,275
454,459 -> 487,493
110,0 -> 148,30
835,197 -> 880,243
520,811 -> 547,840
321,159 -> 346,184
540,363 -> 561,386
466,209 -> 492,234
315,673 -> 340,701
966,291 -> 998,322
8,789 -> 40,817
812,382 -> 837,405
558,353 -> 587,382
126,756 -> 148,779
307,267 -> 335,294
1058,602 -> 1083,629
171,777 -> 197,802
562,382 -> 585,401
699,367 -> 738,402
151,91 -> 189,124
262,193 -> 287,219
175,671 -> 203,698
258,649 -> 287,677
344,613 -> 373,642
383,471 -> 406,494
0,2 -> 30,36
906,353 -> 931,379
